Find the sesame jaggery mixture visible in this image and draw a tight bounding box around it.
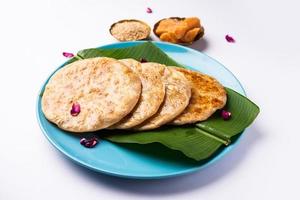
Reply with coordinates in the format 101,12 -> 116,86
110,21 -> 150,41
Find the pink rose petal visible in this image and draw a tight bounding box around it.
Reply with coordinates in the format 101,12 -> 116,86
70,102 -> 80,116
146,7 -> 153,13
221,110 -> 231,120
80,137 -> 99,148
225,35 -> 235,43
63,52 -> 74,58
140,58 -> 148,63
80,138 -> 86,144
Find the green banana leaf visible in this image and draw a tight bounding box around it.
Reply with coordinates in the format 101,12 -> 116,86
77,42 -> 184,67
64,42 -> 259,161
101,126 -> 223,161
196,88 -> 260,144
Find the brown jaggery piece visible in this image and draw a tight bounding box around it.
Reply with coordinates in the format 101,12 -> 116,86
181,28 -> 201,43
173,23 -> 188,39
184,17 -> 201,30
155,19 -> 179,35
160,32 -> 179,43
154,17 -> 204,44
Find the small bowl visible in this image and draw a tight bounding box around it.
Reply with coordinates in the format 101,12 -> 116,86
153,17 -> 204,45
110,19 -> 151,42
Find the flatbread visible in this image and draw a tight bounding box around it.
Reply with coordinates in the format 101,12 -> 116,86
109,60 -> 165,129
41,57 -> 141,132
171,67 -> 227,125
134,67 -> 191,130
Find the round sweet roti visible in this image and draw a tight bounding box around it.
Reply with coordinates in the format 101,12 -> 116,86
109,60 -> 165,129
41,57 -> 141,132
171,67 -> 227,125
134,67 -> 191,130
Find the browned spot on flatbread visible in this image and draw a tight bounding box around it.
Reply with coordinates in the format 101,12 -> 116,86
171,67 -> 227,125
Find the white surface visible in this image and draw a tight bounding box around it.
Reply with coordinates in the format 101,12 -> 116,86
0,0 -> 299,199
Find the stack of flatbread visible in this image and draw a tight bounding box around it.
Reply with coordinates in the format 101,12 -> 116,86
42,57 -> 227,133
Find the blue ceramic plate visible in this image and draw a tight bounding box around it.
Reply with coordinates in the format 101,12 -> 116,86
37,41 -> 246,179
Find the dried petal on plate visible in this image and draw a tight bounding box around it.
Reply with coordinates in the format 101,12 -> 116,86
80,137 -> 99,148
225,35 -> 235,43
221,110 -> 231,120
62,52 -> 74,58
70,102 -> 81,116
140,58 -> 148,63
146,7 -> 153,13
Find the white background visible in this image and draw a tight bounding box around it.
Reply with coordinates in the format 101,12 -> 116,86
0,0 -> 299,199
